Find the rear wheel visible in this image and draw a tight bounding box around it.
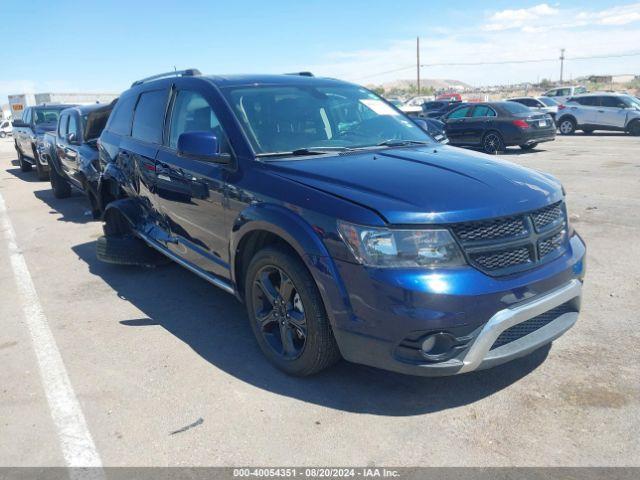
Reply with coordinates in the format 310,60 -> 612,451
34,152 -> 49,181
245,246 -> 340,376
482,132 -> 504,154
558,118 -> 576,135
49,164 -> 72,198
628,121 -> 640,136
18,150 -> 32,172
519,143 -> 537,151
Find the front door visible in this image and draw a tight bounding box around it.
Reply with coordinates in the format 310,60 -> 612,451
444,105 -> 472,144
154,87 -> 232,280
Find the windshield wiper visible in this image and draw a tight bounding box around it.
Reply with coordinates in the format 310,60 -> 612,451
256,147 -> 354,158
376,139 -> 431,147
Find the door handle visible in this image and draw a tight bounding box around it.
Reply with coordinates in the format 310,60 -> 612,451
598,110 -> 604,113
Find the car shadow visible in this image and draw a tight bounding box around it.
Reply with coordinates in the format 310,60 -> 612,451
71,239 -> 551,417
4,166 -> 45,183
34,189 -> 95,224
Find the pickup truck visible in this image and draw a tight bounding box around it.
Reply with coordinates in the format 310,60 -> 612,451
12,104 -> 77,180
38,103 -> 114,217
96,70 -> 585,377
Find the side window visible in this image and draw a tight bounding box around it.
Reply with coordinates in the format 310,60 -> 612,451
58,114 -> 68,136
546,90 -> 557,97
472,106 -> 490,117
601,96 -> 625,108
577,97 -> 595,106
168,90 -> 229,152
574,87 -> 587,94
67,114 -> 79,137
131,89 -> 168,144
107,93 -> 137,136
23,108 -> 32,124
448,106 -> 470,119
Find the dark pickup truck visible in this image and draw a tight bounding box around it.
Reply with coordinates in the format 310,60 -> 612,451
39,103 -> 114,217
12,104 -> 77,180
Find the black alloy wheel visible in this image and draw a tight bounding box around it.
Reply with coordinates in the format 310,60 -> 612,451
251,265 -> 307,359
482,132 -> 504,154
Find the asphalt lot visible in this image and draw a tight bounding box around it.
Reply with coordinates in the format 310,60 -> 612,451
0,134 -> 638,467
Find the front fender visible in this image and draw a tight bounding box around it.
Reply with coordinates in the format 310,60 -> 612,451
230,203 -> 352,328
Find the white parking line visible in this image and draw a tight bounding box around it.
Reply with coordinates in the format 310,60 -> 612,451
0,191 -> 104,478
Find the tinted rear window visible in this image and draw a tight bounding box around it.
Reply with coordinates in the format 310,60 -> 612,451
131,89 -> 168,144
107,93 -> 136,136
500,102 -> 530,114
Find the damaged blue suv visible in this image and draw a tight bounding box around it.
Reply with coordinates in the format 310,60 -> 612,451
96,69 -> 586,377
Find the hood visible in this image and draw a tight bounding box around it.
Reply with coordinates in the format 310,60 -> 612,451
266,146 -> 563,225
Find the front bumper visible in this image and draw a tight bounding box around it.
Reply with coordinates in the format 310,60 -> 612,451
329,234 -> 585,376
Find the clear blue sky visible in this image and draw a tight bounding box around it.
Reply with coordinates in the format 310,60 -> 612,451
1,0 -> 639,102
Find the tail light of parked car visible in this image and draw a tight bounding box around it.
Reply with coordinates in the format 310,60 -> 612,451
558,104 -> 566,110
512,119 -> 530,129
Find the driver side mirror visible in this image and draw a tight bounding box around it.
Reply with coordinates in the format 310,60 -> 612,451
177,131 -> 231,164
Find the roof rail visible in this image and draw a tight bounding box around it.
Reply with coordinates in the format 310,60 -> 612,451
131,68 -> 202,87
285,71 -> 314,77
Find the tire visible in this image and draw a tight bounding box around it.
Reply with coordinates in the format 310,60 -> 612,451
49,163 -> 72,199
558,117 -> 576,135
18,149 -> 32,172
628,121 -> 640,136
482,131 -> 504,154
519,143 -> 537,151
35,153 -> 49,181
96,234 -> 168,267
244,245 -> 341,376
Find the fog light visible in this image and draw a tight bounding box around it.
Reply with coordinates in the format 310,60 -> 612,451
420,332 -> 458,361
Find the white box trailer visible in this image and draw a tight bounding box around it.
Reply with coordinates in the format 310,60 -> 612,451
8,92 -> 119,120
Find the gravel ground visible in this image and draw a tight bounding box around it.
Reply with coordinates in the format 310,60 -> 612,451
0,134 -> 638,467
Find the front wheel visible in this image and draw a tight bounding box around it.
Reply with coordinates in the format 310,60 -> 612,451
18,150 -> 32,172
558,118 -> 576,135
245,246 -> 340,376
482,132 -> 504,154
50,164 -> 72,198
35,154 -> 49,181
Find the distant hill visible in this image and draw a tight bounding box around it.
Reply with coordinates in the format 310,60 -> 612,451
374,78 -> 473,91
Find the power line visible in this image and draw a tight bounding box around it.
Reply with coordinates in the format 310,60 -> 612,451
352,51 -> 640,81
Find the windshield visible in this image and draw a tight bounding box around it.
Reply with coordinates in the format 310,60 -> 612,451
221,84 -> 433,156
33,108 -> 63,125
539,97 -> 558,106
622,95 -> 640,108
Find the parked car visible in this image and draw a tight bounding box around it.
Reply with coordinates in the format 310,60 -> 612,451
442,102 -> 556,153
38,103 -> 114,217
556,93 -> 640,135
436,93 -> 462,102
399,95 -> 433,115
507,96 -> 559,121
12,104 -> 76,179
96,69 -> 585,377
415,117 -> 449,143
542,85 -> 587,103
1,119 -> 12,138
421,100 -> 466,119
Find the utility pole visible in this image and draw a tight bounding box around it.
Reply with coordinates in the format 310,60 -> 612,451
559,48 -> 565,85
417,36 -> 421,95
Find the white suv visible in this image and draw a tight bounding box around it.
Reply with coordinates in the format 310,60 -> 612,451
543,85 -> 587,103
556,93 -> 640,135
0,119 -> 12,138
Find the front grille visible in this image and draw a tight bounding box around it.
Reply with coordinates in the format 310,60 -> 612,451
471,247 -> 532,271
452,217 -> 527,242
490,301 -> 576,350
450,201 -> 567,276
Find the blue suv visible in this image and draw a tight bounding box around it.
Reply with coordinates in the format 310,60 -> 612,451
96,69 -> 586,377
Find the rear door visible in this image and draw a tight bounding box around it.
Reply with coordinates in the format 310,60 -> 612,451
573,97 -> 600,125
597,96 -> 628,128
154,84 -> 232,279
466,105 -> 497,144
120,88 -> 169,217
444,105 -> 472,143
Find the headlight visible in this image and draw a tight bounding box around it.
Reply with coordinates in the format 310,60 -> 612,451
337,221 -> 466,268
